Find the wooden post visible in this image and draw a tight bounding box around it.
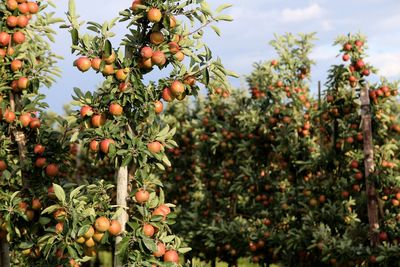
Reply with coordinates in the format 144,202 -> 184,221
360,86 -> 379,246
113,166 -> 128,267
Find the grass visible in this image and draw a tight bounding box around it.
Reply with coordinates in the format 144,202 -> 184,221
97,252 -> 282,267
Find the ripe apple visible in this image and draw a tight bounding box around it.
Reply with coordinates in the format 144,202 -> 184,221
355,40 -> 363,47
164,250 -> 179,263
35,157 -> 46,168
169,15 -> 177,28
174,51 -> 185,62
0,160 -> 7,171
12,31 -> 25,44
80,105 -> 93,118
151,51 -> 166,66
89,140 -> 99,152
343,43 -> 352,51
19,113 -> 31,127
170,81 -> 185,97
116,83 -> 130,94
18,3 -> 29,14
17,16 -> 29,28
17,76 -> 29,90
0,32 -> 11,47
135,189 -> 150,204
115,69 -> 128,81
162,87 -> 174,102
75,57 -> 91,72
168,42 -> 180,54
27,2 -> 39,14
91,57 -> 102,71
94,216 -> 110,232
31,199 -> 42,210
34,144 -> 45,154
147,8 -> 162,23
147,141 -> 162,153
154,101 -> 163,114
10,59 -> 23,72
4,110 -> 16,123
6,16 -> 18,28
342,54 -> 350,61
143,224 -> 155,237
109,103 -> 123,116
100,139 -> 114,154
140,46 -> 153,59
149,32 -> 164,45
29,117 -> 40,129
55,222 -> 64,234
46,163 -> 59,177
131,0 -> 142,11
108,220 -> 121,236
6,0 -> 18,11
102,64 -> 114,76
153,242 -> 166,257
102,51 -> 116,64
91,114 -> 106,127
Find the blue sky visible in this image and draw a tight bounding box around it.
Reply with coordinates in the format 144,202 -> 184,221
45,0 -> 400,113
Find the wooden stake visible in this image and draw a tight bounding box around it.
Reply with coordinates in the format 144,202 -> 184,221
360,85 -> 379,246
114,166 -> 128,267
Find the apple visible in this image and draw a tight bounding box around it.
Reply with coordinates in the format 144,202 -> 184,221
89,140 -> 99,152
170,81 -> 185,97
19,113 -> 31,127
140,46 -> 153,59
162,87 -> 174,102
75,57 -> 91,72
91,58 -> 102,71
149,32 -> 164,45
151,51 -> 166,67
33,144 -> 45,155
100,139 -> 115,154
0,32 -> 11,47
46,163 -> 59,177
147,141 -> 162,153
6,16 -> 18,28
91,114 -> 106,127
109,103 -> 123,116
12,31 -> 25,44
154,101 -> 163,114
4,110 -> 16,123
147,8 -> 162,23
17,16 -> 29,28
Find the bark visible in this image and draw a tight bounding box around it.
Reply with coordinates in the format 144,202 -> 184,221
0,240 -> 10,267
113,166 -> 128,267
360,86 -> 379,246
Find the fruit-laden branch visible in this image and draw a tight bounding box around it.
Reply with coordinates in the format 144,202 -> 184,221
360,85 -> 379,246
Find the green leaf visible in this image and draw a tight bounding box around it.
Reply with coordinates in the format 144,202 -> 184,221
78,225 -> 90,237
41,204 -> 60,215
216,3 -> 233,13
178,247 -> 192,254
215,15 -> 233,22
53,183 -> 66,204
104,40 -> 112,57
211,25 -> 221,36
142,237 -> 157,252
71,29 -> 79,46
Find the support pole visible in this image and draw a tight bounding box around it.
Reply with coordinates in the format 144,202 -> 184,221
360,85 -> 379,246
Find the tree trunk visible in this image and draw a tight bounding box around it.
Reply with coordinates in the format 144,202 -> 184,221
113,166 -> 128,267
0,239 -> 10,267
360,86 -> 379,246
211,258 -> 216,267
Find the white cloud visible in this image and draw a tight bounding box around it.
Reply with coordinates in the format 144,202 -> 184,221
369,52 -> 400,78
321,20 -> 334,31
281,3 -> 323,23
311,44 -> 337,61
379,14 -> 400,30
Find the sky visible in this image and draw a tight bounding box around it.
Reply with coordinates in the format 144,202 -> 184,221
44,0 -> 400,114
